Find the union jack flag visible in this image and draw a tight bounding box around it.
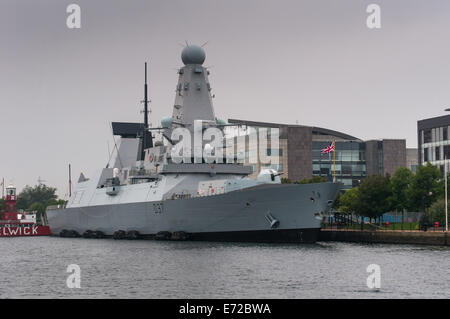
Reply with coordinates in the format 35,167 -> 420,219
321,141 -> 335,154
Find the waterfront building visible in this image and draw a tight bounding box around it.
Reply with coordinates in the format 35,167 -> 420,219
228,119 -> 407,189
417,114 -> 450,173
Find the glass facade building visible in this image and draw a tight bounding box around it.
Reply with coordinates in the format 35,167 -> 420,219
312,141 -> 366,188
418,114 -> 450,174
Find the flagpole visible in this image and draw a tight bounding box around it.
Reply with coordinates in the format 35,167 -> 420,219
333,140 -> 336,182
328,151 -> 331,177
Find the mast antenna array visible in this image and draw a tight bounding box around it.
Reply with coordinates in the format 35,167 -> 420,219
141,62 -> 151,128
138,62 -> 153,162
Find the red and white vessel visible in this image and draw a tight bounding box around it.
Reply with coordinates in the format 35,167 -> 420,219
0,185 -> 51,237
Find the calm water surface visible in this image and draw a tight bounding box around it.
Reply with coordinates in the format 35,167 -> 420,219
0,237 -> 449,298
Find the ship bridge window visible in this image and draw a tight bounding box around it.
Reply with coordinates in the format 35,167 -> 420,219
194,67 -> 202,74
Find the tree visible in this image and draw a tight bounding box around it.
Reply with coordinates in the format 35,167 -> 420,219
337,187 -> 360,215
28,202 -> 46,223
427,198 -> 447,226
16,184 -> 57,211
407,163 -> 443,212
356,174 -> 393,222
391,167 -> 413,212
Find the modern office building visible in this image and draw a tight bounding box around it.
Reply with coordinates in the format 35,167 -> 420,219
228,119 -> 407,189
417,114 -> 450,173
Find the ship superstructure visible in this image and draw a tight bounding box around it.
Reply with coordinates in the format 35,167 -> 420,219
47,45 -> 340,242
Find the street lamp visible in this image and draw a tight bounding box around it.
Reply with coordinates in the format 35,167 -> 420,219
445,109 -> 450,231
445,156 -> 449,232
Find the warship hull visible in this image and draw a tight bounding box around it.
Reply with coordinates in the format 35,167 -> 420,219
47,182 -> 339,243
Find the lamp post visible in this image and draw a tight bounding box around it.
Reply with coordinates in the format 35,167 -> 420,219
444,107 -> 450,231
445,156 -> 448,232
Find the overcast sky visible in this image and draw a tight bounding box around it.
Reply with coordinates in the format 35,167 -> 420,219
1,0 -> 450,197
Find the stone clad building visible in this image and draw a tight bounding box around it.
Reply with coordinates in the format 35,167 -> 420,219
365,139 -> 407,176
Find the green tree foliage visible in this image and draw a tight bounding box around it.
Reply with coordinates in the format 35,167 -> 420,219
406,163 -> 443,212
28,202 -> 46,223
353,175 -> 393,220
335,165 -> 448,224
427,198 -> 447,225
390,167 -> 413,211
16,184 -> 58,211
281,178 -> 292,184
336,187 -> 359,214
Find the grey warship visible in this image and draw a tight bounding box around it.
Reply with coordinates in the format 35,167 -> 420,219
47,45 -> 340,243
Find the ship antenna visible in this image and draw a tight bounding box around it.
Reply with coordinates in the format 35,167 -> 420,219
144,62 -> 149,129
68,164 -> 72,197
138,62 -> 152,162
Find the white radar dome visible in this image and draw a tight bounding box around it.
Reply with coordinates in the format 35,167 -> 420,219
181,45 -> 206,65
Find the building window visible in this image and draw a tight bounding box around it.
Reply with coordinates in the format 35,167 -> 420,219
378,148 -> 383,173
359,151 -> 365,161
435,147 -> 440,161
444,127 -> 448,141
444,145 -> 450,159
424,148 -> 429,162
341,179 -> 353,186
342,165 -> 352,175
267,149 -> 283,156
423,129 -> 432,143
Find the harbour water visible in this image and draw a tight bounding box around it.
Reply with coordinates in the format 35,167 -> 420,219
0,237 -> 449,299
